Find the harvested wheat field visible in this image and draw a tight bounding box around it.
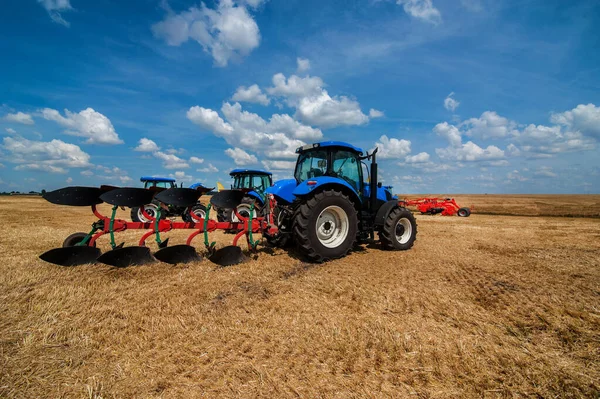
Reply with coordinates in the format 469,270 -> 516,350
1,195 -> 599,398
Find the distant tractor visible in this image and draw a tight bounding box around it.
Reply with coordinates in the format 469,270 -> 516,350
217,169 -> 273,223
130,176 -> 209,223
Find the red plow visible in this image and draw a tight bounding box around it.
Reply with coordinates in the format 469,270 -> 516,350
399,197 -> 472,217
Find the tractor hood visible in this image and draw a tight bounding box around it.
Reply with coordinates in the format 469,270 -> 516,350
265,179 -> 296,204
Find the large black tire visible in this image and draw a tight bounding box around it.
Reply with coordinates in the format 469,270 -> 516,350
457,207 -> 471,217
130,202 -> 164,222
63,232 -> 96,248
182,203 -> 207,222
292,190 -> 358,262
265,206 -> 292,248
231,196 -> 262,222
380,207 -> 417,250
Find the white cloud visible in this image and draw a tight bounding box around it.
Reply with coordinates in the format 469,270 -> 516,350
66,177 -> 73,183
534,166 -> 557,178
197,163 -> 219,173
81,170 -> 94,177
296,91 -> 368,127
152,0 -> 262,67
169,171 -> 195,183
2,136 -> 91,173
267,73 -> 324,101
239,0 -> 268,9
134,138 -> 160,152
297,57 -> 310,73
551,103 -> 600,139
507,170 -> 528,182
443,92 -> 460,112
153,151 -> 189,169
188,102 -> 320,159
261,160 -> 296,171
396,0 -> 441,24
4,112 -> 34,125
461,111 -> 516,139
5,128 -> 17,135
436,141 -> 505,162
369,108 -> 384,118
405,152 -> 430,163
42,108 -> 123,145
225,147 -> 258,166
232,84 -> 270,105
189,156 -> 204,164
375,135 -> 411,159
94,166 -> 133,184
37,0 -> 72,27
433,122 -> 462,147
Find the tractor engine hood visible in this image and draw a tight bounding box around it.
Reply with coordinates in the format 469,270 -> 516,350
265,179 -> 296,204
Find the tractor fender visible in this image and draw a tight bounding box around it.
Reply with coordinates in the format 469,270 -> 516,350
246,190 -> 264,205
265,179 -> 296,204
292,177 -> 361,207
374,200 -> 402,227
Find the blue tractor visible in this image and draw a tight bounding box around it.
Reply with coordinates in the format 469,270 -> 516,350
130,176 -> 209,223
217,169 -> 273,223
264,141 -> 417,262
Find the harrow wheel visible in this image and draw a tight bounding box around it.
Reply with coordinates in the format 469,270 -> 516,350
380,207 -> 417,251
457,207 -> 471,217
63,232 -> 96,248
293,190 -> 358,263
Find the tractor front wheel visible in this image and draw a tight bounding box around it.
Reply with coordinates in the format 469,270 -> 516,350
293,190 -> 358,262
380,207 -> 417,250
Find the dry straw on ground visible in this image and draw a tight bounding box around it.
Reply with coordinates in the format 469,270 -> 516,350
1,196 -> 599,398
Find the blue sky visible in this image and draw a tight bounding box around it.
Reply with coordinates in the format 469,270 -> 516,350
1,0 -> 599,194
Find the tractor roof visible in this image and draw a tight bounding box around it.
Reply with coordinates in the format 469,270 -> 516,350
296,141 -> 364,155
140,176 -> 176,183
229,169 -> 272,176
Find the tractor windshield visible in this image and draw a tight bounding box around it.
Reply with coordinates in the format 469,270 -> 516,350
332,151 -> 362,191
232,174 -> 271,193
295,150 -> 328,182
144,181 -> 174,189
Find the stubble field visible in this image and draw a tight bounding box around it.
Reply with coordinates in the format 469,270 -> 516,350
0,195 -> 599,398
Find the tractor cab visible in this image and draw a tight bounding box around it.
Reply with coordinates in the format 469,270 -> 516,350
140,176 -> 176,190
229,169 -> 273,203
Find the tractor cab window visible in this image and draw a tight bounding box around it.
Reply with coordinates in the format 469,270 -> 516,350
232,175 -> 250,190
295,150 -> 328,182
331,151 -> 362,191
144,181 -> 173,189
252,175 -> 270,193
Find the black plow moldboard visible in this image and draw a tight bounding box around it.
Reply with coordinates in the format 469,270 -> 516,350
210,190 -> 246,210
96,246 -> 156,267
43,186 -> 104,206
154,188 -> 202,207
153,244 -> 202,264
39,246 -> 102,266
208,245 -> 247,267
99,188 -> 155,208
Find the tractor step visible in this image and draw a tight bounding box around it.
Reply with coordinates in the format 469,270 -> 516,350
43,186 -> 104,206
96,246 -> 156,267
39,246 -> 102,266
99,188 -> 156,208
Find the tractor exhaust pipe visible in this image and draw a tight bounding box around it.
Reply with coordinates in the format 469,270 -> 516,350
370,147 -> 378,212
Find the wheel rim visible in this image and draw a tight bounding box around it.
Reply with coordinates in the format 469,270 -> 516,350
316,205 -> 349,248
192,208 -> 206,219
138,204 -> 158,222
231,204 -> 256,222
395,218 -> 412,244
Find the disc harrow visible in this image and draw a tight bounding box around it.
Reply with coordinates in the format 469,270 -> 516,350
39,186 -> 275,268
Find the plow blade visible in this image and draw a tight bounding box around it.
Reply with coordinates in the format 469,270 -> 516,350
39,246 -> 102,266
97,246 -> 156,267
208,246 -> 247,267
210,190 -> 245,210
154,245 -> 202,264
99,188 -> 155,208
154,188 -> 202,207
43,186 -> 103,206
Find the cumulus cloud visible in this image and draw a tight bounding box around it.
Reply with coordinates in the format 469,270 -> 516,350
95,165 -> 133,184
267,73 -> 324,101
5,128 -> 17,135
405,152 -> 430,163
225,147 -> 258,166
261,159 -> 296,171
197,163 -> 219,173
2,136 -> 91,173
66,177 -> 73,183
153,151 -> 189,169
297,57 -> 310,73
534,166 -> 557,178
396,0 -> 441,24
4,112 -> 34,125
134,138 -> 160,152
189,156 -> 204,164
436,141 -> 505,162
444,92 -> 460,112
41,107 -> 123,145
232,84 -> 270,105
369,109 -> 384,118
152,0 -> 262,67
38,0 -> 72,27
375,135 -> 412,159
434,122 -> 462,147
461,111 -> 516,139
169,171 -> 195,183
188,102 -> 321,159
550,103 -> 600,139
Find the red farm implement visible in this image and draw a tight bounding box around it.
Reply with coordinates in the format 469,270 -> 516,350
400,197 -> 472,217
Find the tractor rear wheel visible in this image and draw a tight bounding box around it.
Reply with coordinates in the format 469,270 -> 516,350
231,196 -> 261,223
63,232 -> 96,248
457,207 -> 471,217
293,190 -> 358,262
380,207 -> 417,250
131,202 -> 163,223
183,203 -> 207,222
